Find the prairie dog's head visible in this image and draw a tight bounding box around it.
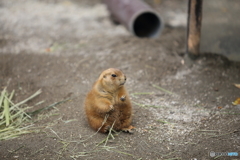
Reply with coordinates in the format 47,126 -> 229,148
99,68 -> 127,91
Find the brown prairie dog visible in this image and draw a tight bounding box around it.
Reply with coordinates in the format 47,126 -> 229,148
84,68 -> 134,133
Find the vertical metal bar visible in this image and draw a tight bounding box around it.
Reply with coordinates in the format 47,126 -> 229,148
186,0 -> 203,59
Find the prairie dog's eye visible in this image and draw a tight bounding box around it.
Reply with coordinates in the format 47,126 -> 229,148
111,74 -> 117,77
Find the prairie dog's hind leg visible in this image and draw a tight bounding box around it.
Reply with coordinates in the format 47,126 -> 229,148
121,117 -> 134,133
122,125 -> 135,134
87,116 -> 111,133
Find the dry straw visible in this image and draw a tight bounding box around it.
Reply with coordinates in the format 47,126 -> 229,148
0,87 -> 42,141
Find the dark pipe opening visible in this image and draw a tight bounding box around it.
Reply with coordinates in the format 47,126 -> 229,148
133,12 -> 161,38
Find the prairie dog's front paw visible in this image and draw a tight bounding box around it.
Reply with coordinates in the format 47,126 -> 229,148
120,95 -> 126,102
103,125 -> 111,133
108,105 -> 114,112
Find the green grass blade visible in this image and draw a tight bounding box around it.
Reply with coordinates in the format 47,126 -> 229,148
8,90 -> 15,101
27,98 -> 70,116
3,96 -> 10,126
11,89 -> 42,109
0,88 -> 6,106
152,84 -> 174,95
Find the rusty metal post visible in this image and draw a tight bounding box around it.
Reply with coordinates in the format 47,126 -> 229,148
186,0 -> 203,58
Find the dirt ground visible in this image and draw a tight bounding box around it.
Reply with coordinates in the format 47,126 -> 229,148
0,0 -> 240,160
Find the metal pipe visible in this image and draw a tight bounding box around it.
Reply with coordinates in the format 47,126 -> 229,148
103,0 -> 163,38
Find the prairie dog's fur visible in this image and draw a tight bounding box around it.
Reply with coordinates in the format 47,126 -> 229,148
84,68 -> 134,133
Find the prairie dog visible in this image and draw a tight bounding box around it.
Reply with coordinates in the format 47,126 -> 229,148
84,68 -> 134,133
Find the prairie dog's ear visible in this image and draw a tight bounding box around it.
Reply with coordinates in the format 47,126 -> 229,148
103,75 -> 106,78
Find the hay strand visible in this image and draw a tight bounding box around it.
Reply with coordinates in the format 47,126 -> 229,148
0,87 -> 42,141
152,84 -> 175,95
